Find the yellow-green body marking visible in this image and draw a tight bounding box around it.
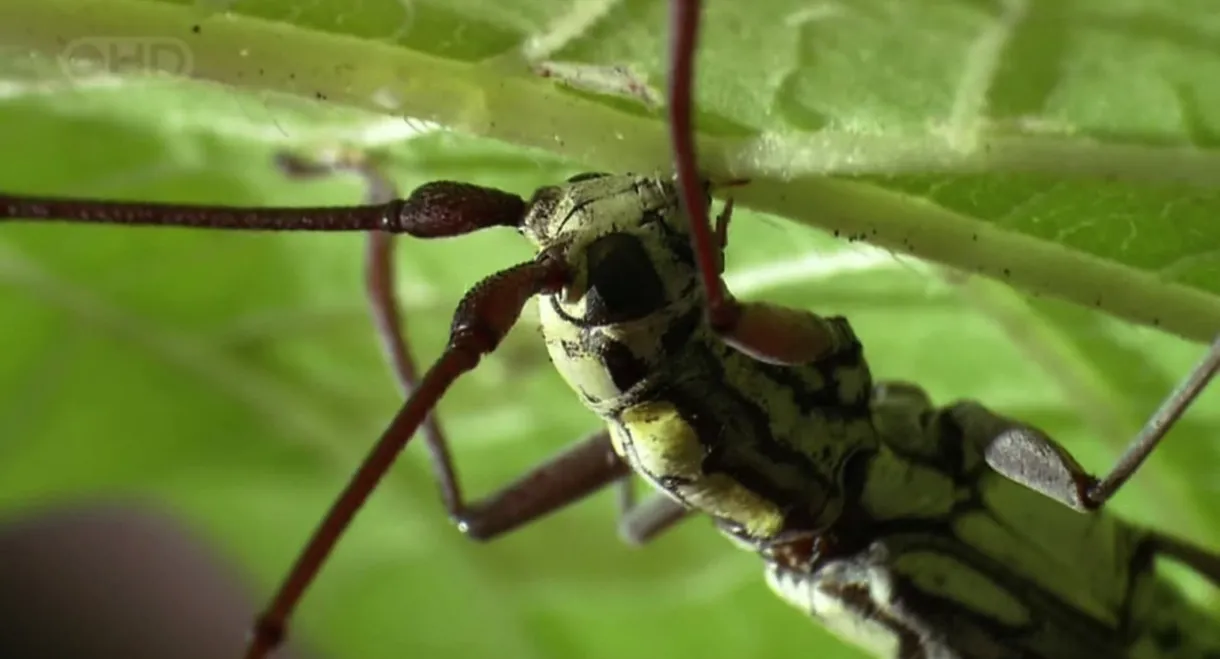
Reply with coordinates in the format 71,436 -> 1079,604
517,173 -> 1220,659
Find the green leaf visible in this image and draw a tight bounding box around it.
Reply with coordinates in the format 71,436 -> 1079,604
0,1 -> 1218,659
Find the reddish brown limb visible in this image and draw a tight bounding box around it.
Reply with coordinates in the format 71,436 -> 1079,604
668,0 -> 727,323
364,232 -> 461,509
456,430 -> 631,540
616,481 -> 692,546
276,152 -> 463,511
243,254 -> 570,659
427,427 -> 690,544
668,0 -> 846,366
723,305 -> 862,365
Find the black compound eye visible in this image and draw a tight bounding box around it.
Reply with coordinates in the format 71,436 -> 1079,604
567,172 -> 611,183
584,233 -> 667,324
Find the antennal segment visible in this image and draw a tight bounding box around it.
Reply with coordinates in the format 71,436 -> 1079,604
1,162 -> 528,239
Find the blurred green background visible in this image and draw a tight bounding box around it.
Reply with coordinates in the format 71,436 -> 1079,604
1,1 -> 1219,659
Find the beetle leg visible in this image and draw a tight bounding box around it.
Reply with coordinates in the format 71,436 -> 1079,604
1147,531 -> 1220,589
943,334 -> 1220,512
616,479 -> 693,546
245,154 -> 577,659
1083,334 -> 1220,507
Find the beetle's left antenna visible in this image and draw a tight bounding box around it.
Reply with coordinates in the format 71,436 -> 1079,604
0,160 -> 521,238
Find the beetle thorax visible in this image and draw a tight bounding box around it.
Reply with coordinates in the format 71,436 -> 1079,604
519,173 -> 688,251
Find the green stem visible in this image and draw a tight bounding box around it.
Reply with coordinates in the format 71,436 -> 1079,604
736,178 -> 1220,344
3,0 -> 1218,344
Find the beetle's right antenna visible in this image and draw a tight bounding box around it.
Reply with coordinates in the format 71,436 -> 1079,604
667,0 -> 726,322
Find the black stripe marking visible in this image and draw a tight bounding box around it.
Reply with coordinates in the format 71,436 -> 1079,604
889,569 -> 1126,658
749,316 -> 871,418
592,334 -> 650,393
1120,537 -> 1158,637
559,338 -> 584,361
828,581 -> 927,659
665,345 -> 841,534
804,453 -> 1129,653
640,206 -> 696,268
816,513 -> 1130,654
659,304 -> 702,358
548,295 -> 593,329
658,474 -> 696,489
879,405 -> 974,486
566,172 -> 611,183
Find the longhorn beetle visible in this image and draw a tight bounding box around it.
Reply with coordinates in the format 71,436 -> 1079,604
3,0 -> 1220,657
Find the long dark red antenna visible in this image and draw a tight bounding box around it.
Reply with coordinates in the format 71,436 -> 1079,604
668,0 -> 738,331
0,182 -> 526,238
0,194 -> 399,231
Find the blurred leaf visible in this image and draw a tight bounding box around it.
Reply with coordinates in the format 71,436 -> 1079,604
0,2 -> 1218,659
